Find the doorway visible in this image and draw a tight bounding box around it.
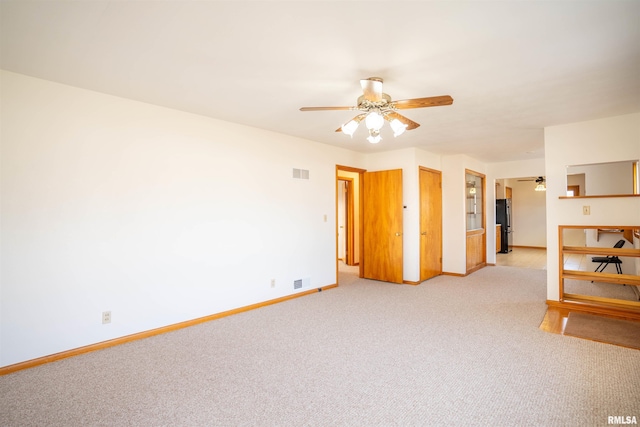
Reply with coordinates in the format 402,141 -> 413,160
336,165 -> 365,281
336,165 -> 404,284
495,176 -> 548,269
337,178 -> 355,265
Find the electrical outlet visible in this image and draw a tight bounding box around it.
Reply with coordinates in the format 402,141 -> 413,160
582,205 -> 591,215
270,279 -> 276,288
102,311 -> 111,324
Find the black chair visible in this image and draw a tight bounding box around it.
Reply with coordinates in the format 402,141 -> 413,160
592,239 -> 625,275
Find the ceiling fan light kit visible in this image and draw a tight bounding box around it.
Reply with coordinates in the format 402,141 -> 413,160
533,176 -> 546,191
341,119 -> 359,137
364,110 -> 384,131
300,77 -> 453,144
389,119 -> 408,137
519,176 -> 546,191
367,129 -> 382,144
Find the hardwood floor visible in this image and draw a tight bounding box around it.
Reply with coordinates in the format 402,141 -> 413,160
496,246 -> 592,272
562,252 -> 591,271
496,246 -> 548,270
539,306 -> 569,334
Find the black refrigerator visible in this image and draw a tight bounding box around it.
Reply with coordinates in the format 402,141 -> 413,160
496,199 -> 511,253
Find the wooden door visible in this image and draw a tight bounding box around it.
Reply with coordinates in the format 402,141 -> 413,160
419,167 -> 442,281
363,169 -> 403,283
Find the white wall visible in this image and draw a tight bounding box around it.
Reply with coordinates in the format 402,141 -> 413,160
442,154 -> 487,274
0,70 -> 492,367
567,173 -> 586,196
568,160 -> 635,196
544,113 -> 640,301
0,71 -> 364,367
510,180 -> 546,248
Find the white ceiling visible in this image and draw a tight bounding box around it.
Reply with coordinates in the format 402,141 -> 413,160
1,1 -> 639,163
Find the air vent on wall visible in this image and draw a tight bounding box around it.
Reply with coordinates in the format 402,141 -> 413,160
293,168 -> 310,180
293,277 -> 311,290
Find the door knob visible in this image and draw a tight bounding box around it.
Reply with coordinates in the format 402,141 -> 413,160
421,232 -> 427,235
395,232 -> 402,236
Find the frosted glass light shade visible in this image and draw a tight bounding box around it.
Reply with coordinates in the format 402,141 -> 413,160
365,111 -> 384,131
390,119 -> 408,137
367,129 -> 382,144
341,120 -> 359,136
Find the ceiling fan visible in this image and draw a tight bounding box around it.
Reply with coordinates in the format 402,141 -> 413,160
299,77 -> 453,144
517,176 -> 546,191
517,176 -> 545,183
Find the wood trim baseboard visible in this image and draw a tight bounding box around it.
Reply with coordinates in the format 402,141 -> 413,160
510,245 -> 547,249
0,284 -> 338,376
466,263 -> 486,275
442,271 -> 466,277
403,280 -> 421,285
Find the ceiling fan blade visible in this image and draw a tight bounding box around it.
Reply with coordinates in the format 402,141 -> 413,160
299,106 -> 355,111
360,77 -> 383,102
517,176 -> 545,182
385,111 -> 420,130
392,95 -> 453,109
334,113 -> 366,132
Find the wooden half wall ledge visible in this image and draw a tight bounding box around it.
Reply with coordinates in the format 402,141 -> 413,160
546,299 -> 640,322
0,284 -> 338,376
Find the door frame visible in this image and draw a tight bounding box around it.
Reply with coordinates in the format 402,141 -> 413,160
336,165 -> 366,281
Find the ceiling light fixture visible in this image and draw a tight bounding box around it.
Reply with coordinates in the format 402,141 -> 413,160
341,119 -> 359,137
534,177 -> 546,191
341,110 -> 409,144
367,129 -> 382,144
389,118 -> 408,137
301,77 -> 454,145
364,110 -> 384,131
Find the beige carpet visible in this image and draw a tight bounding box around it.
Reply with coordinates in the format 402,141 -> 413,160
564,312 -> 640,350
2,266 -> 640,426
